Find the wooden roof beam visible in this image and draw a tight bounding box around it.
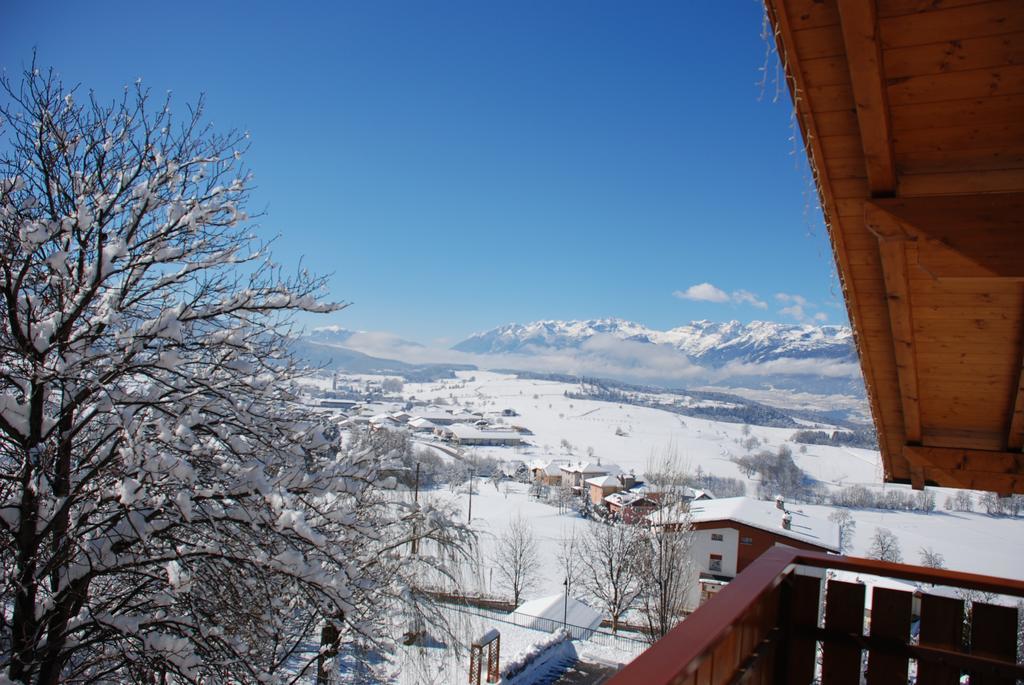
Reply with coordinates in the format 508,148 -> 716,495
1009,345 -> 1024,451
870,194 -> 1024,280
904,446 -> 1024,494
866,203 -> 923,488
837,0 -> 896,195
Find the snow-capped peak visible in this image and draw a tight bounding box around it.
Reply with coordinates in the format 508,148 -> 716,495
452,318 -> 854,366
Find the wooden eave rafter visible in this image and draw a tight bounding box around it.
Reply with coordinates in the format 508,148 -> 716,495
905,446 -> 1024,494
871,194 -> 1024,280
867,196 -> 1024,493
836,0 -> 895,196
828,0 -> 1024,492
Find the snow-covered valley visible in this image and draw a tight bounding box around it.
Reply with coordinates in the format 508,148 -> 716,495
317,370 -> 1024,682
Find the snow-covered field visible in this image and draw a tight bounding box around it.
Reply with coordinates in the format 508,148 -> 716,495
405,372 -> 882,486
404,372 -> 1023,582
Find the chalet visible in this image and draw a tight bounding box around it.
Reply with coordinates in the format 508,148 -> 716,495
368,414 -> 402,430
529,460 -> 566,486
672,497 -> 840,580
406,417 -> 437,433
604,491 -> 659,524
558,461 -> 621,492
610,2 -> 1024,682
585,473 -> 636,506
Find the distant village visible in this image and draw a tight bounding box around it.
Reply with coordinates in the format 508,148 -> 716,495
302,374 -> 841,612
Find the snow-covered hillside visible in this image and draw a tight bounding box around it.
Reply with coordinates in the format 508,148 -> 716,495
402,372 -> 1024,585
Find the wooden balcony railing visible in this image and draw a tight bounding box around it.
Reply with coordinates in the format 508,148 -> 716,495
606,546 -> 1024,685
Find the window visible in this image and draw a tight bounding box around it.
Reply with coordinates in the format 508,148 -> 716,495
709,553 -> 723,573
740,536 -> 753,545
711,533 -> 724,542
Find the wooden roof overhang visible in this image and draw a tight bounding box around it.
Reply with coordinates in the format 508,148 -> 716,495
765,0 -> 1024,493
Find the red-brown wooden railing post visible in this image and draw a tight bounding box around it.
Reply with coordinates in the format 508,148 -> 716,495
774,572 -> 822,684
865,587 -> 913,684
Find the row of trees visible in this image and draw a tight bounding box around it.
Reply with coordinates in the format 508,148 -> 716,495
0,65 -> 471,683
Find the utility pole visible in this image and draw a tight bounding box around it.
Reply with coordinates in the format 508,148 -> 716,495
563,576 -> 569,629
411,462 -> 420,555
468,467 -> 475,523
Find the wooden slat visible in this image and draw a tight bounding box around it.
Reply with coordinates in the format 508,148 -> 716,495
898,146 -> 1024,175
969,602 -> 1019,685
904,446 -> 1024,473
807,83 -> 857,111
893,121 -> 1024,154
866,587 -> 912,685
890,93 -> 1024,130
816,109 -> 863,136
884,32 -> 1024,79
838,0 -> 898,193
920,428 -> 1008,452
832,177 -> 870,198
826,155 -> 869,179
821,134 -> 866,159
821,581 -> 866,685
926,469 -> 1023,491
900,168 -> 1024,196
887,64 -> 1024,106
913,304 -> 1019,320
780,573 -> 821,684
793,24 -> 848,59
787,0 -> 843,30
880,0 -> 1024,49
878,0 -> 997,19
801,55 -> 854,88
918,594 -> 965,685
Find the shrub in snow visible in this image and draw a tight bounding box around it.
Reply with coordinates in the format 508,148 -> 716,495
0,64 -> 470,683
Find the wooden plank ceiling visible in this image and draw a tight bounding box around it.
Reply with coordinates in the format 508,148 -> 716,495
766,0 -> 1024,493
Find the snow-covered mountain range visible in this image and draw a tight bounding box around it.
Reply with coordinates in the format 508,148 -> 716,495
301,318 -> 864,400
452,318 -> 856,367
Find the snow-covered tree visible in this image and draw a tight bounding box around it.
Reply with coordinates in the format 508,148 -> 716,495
555,527 -> 583,597
828,510 -> 856,554
0,63 -> 469,684
636,453 -> 696,643
866,528 -> 903,564
493,514 -> 540,607
580,522 -> 643,633
918,547 -> 945,569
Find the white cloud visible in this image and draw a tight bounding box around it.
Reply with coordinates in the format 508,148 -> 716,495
674,284 -> 767,309
732,290 -> 767,309
674,282 -> 730,303
715,356 -> 861,380
779,304 -> 807,322
775,292 -> 833,324
775,292 -> 808,307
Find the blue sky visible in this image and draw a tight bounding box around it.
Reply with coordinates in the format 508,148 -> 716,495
3,1 -> 844,344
